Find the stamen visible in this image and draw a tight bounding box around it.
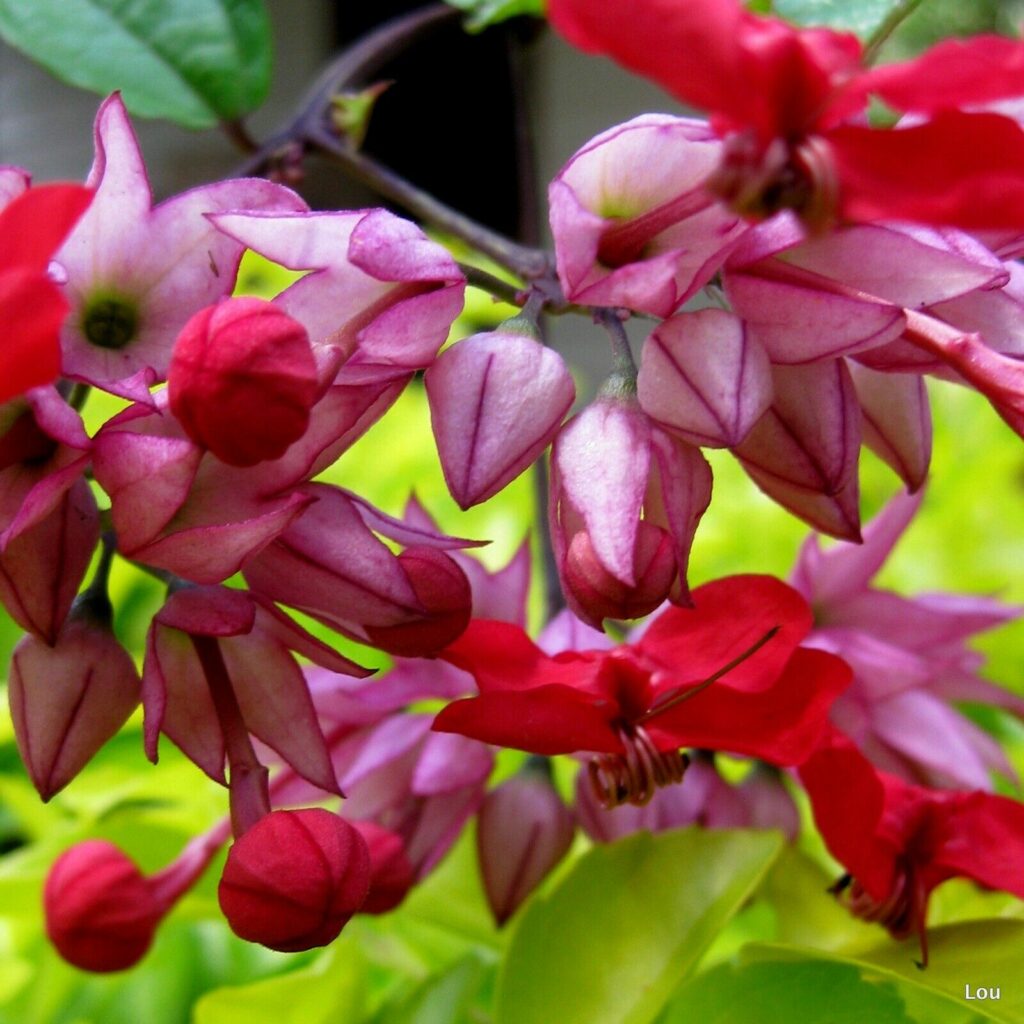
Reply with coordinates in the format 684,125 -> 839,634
638,625 -> 780,725
832,864 -> 930,967
588,723 -> 689,809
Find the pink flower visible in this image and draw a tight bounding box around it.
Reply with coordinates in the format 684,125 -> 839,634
549,115 -> 746,317
142,584 -> 368,793
550,387 -> 711,625
242,485 -> 475,657
792,490 -> 1024,790
55,95 -> 306,402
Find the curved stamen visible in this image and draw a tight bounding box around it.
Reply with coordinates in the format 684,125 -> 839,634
588,723 -> 689,809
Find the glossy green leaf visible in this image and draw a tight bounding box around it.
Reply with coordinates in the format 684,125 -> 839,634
495,828 -> 784,1024
193,941 -> 367,1024
660,959 -> 914,1024
745,921 -> 1024,1024
772,0 -> 907,37
0,0 -> 271,128
373,955 -> 490,1024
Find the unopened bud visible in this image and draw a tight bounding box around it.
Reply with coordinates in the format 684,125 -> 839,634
350,820 -> 415,914
168,297 -> 317,467
44,841 -> 164,973
476,766 -> 575,926
218,809 -> 371,952
10,598 -> 139,801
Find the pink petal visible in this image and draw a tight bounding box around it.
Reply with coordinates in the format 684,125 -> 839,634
638,309 -> 772,447
646,429 -> 712,602
776,223 -> 1006,309
9,612 -> 140,800
554,397 -> 651,586
849,363 -> 932,492
221,625 -> 340,795
0,480 -> 98,644
426,330 -> 575,508
412,731 -> 493,795
733,361 -> 861,539
724,264 -> 905,363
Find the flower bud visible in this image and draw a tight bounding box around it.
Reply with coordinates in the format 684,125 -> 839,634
9,595 -> 140,801
425,329 -> 574,509
476,767 -> 575,926
44,840 -> 164,973
350,820 -> 415,914
218,809 -> 371,952
168,297 -> 317,467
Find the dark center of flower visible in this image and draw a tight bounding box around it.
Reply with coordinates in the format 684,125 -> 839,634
588,723 -> 689,809
706,131 -> 838,235
82,296 -> 139,350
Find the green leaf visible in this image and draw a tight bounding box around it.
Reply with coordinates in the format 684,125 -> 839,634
495,828 -> 784,1024
193,941 -> 367,1024
745,920 -> 1024,1024
444,0 -> 544,32
0,0 -> 271,128
660,959 -> 915,1024
773,0 -> 905,37
373,955 -> 490,1024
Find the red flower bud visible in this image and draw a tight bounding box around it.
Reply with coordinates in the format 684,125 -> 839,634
350,821 -> 415,914
218,809 -> 371,952
168,297 -> 317,467
44,840 -> 164,973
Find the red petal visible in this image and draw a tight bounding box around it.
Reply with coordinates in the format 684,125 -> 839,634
0,269 -> 66,403
440,620 -> 595,693
937,792 -> 1024,899
432,686 -> 620,755
549,0 -> 747,121
0,183 -> 91,275
639,574 -> 812,691
857,35 -> 1024,114
798,729 -> 897,902
549,0 -> 859,141
831,113 -> 1024,229
645,647 -> 850,766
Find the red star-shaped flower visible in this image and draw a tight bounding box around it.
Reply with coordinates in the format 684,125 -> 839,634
434,575 -> 850,807
800,727 -> 1024,965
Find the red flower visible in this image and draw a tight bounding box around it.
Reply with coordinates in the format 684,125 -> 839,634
800,728 -> 1024,965
0,183 -> 92,403
549,0 -> 1024,230
434,575 -> 850,807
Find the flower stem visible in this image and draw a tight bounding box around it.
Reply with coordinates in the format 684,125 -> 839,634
597,308 -> 638,379
191,635 -> 270,837
863,0 -> 927,64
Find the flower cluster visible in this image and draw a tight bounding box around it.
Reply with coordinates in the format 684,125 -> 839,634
7,0 -> 1024,976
